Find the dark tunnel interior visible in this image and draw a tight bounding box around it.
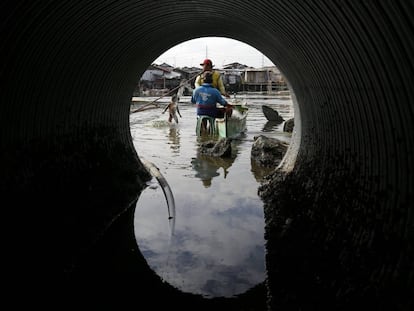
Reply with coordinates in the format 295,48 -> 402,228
1,1 -> 413,310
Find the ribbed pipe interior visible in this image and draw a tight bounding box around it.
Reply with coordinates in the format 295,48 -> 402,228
1,1 -> 413,309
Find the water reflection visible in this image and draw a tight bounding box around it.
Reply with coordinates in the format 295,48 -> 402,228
262,120 -> 283,132
167,126 -> 180,153
250,158 -> 275,183
165,208 -> 266,298
134,182 -> 266,298
132,95 -> 294,299
191,142 -> 237,188
191,157 -> 220,187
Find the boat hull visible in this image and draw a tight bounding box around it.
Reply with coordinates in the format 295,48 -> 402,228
215,106 -> 248,138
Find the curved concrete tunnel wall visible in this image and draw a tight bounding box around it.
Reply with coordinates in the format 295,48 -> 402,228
1,1 -> 413,309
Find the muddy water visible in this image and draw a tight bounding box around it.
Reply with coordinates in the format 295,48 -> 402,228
130,94 -> 294,298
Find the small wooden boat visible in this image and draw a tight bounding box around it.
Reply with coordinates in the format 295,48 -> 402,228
195,98 -> 248,138
215,104 -> 248,138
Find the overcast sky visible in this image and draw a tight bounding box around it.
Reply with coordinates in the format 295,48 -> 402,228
153,37 -> 274,69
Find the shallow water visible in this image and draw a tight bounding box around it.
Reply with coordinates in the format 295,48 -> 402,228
130,94 -> 294,298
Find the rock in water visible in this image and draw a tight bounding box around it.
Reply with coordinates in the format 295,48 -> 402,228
283,118 -> 294,132
262,105 -> 284,122
199,138 -> 232,157
251,135 -> 289,167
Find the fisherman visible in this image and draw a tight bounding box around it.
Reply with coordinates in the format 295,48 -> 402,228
192,71 -> 232,132
162,93 -> 182,123
194,59 -> 230,98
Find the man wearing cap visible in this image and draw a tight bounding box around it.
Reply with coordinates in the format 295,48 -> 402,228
195,59 -> 230,98
191,71 -> 232,119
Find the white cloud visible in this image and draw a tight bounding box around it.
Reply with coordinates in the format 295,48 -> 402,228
153,37 -> 274,69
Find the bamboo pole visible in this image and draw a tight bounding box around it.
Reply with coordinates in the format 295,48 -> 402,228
130,71 -> 202,114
